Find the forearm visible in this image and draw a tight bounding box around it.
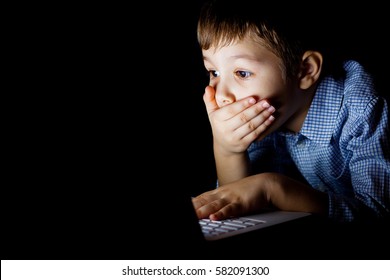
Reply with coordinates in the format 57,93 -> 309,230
214,144 -> 251,185
263,173 -> 328,215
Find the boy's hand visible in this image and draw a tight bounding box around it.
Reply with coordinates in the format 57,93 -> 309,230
192,174 -> 270,220
203,85 -> 275,154
192,172 -> 327,220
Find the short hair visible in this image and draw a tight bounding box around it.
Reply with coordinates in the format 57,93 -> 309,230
197,0 -> 346,80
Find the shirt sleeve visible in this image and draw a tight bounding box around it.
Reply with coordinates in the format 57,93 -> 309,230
328,95 -> 390,222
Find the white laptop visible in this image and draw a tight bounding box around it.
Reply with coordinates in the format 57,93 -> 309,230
198,209 -> 311,241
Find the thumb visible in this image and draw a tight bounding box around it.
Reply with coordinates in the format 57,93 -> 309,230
203,86 -> 219,115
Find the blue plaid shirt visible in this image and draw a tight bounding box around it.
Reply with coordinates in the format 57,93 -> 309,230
248,60 -> 389,222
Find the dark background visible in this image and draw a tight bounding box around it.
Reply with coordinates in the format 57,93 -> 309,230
4,1 -> 389,260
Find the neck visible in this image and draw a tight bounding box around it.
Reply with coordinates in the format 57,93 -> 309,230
284,88 -> 316,133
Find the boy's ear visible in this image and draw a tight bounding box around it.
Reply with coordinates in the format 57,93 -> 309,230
298,51 -> 323,90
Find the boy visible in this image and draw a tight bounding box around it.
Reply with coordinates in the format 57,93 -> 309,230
192,0 -> 389,223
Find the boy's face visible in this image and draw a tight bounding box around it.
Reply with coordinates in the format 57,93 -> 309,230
202,37 -> 305,133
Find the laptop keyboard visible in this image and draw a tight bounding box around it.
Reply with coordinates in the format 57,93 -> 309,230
199,217 -> 266,241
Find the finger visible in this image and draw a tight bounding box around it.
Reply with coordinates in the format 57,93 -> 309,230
191,190 -> 218,211
196,199 -> 227,219
203,86 -> 219,115
220,100 -> 274,144
209,203 -> 242,221
191,195 -> 209,211
234,101 -> 276,140
236,100 -> 275,128
206,91 -> 258,122
252,115 -> 276,141
223,99 -> 272,131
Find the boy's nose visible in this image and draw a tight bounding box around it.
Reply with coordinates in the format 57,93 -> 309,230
215,84 -> 235,107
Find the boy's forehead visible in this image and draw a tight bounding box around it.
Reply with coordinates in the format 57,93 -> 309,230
202,39 -> 272,59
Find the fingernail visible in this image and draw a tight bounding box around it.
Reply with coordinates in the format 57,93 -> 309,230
261,101 -> 270,108
267,106 -> 275,113
248,98 -> 256,104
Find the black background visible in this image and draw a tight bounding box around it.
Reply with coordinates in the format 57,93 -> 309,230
3,0 -> 389,260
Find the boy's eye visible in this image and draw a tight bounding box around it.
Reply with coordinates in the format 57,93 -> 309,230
236,70 -> 252,78
209,70 -> 220,78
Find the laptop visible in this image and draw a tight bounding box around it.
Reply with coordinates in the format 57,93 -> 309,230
158,193 -> 314,259
187,193 -> 311,241
198,209 -> 311,241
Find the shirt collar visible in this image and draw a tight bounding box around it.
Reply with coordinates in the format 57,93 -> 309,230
299,76 -> 344,145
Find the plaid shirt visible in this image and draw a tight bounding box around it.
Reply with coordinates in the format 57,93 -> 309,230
248,60 -> 389,222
